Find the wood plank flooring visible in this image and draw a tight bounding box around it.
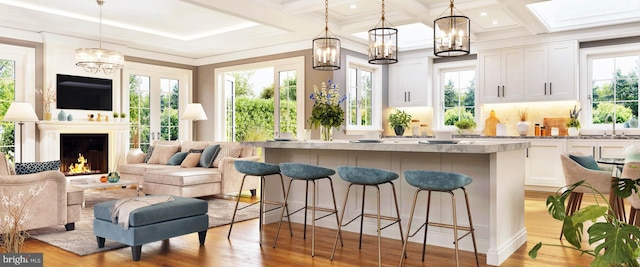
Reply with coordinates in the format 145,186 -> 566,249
22,191 -> 598,266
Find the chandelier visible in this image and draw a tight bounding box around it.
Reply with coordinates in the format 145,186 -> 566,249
434,0 -> 470,57
368,0 -> 397,65
75,0 -> 124,74
312,0 -> 341,70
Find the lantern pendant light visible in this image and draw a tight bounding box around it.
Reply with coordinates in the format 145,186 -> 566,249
312,0 -> 341,70
368,0 -> 398,65
434,0 -> 470,57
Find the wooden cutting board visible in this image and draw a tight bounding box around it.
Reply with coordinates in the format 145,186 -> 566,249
543,118 -> 570,136
484,111 -> 500,136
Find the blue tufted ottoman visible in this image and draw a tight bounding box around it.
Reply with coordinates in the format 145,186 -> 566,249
93,195 -> 209,261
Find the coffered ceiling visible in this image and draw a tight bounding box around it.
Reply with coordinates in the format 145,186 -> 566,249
0,0 -> 638,61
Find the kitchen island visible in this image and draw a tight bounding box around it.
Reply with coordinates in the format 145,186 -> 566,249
246,139 -> 530,266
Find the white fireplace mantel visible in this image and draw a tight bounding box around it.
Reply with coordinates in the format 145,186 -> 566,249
37,121 -> 130,172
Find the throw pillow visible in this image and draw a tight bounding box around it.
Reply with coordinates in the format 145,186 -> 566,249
212,147 -> 242,168
199,145 -> 221,168
181,153 -> 201,168
189,148 -> 204,153
143,146 -> 155,163
569,154 -> 601,170
15,160 -> 61,175
147,144 -> 180,164
167,152 -> 189,165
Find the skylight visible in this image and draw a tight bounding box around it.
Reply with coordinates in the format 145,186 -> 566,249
352,22 -> 434,50
527,0 -> 640,32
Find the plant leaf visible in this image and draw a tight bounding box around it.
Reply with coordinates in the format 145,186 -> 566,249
588,222 -> 640,266
528,242 -> 542,259
547,194 -> 566,221
613,177 -> 635,198
562,218 -> 584,249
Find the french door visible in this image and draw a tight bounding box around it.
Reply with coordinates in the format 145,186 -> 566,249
123,62 -> 192,151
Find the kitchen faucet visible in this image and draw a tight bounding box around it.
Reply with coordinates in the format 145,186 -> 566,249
606,114 -> 616,137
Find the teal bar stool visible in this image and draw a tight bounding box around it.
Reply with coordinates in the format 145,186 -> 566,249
274,162 -> 343,256
330,166 -> 404,267
228,161 -> 292,245
399,170 -> 479,267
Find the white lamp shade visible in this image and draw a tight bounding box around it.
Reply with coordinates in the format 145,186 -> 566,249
182,103 -> 207,121
3,102 -> 39,122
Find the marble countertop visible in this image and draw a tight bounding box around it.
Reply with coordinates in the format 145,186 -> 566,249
245,140 -> 530,154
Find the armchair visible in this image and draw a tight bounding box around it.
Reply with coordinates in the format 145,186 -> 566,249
0,162 -> 82,232
559,152 -> 612,239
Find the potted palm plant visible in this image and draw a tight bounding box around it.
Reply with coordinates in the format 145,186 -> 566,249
388,110 -> 412,136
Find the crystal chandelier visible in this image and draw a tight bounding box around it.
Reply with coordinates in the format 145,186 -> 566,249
434,0 -> 470,57
368,0 -> 398,65
75,0 -> 124,74
312,0 -> 341,70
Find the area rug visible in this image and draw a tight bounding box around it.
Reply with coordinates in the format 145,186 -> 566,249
28,189 -> 259,256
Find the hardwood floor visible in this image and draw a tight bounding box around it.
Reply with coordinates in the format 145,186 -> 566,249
23,191 -> 598,266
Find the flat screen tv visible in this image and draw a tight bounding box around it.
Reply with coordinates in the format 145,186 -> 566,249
56,74 -> 113,111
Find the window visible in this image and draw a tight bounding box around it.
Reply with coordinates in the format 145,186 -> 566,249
589,55 -> 639,126
214,57 -> 305,141
345,56 -> 382,133
0,59 -> 15,161
441,69 -> 476,126
0,44 -> 35,163
124,62 -> 192,150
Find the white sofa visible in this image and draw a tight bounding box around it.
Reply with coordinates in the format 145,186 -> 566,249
118,141 -> 260,198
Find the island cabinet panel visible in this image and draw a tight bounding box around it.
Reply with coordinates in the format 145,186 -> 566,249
253,140 -> 529,266
524,140 -> 565,190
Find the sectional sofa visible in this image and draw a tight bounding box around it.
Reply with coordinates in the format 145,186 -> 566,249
118,141 -> 260,198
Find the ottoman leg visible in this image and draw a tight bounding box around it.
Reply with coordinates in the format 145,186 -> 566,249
65,223 -> 75,231
198,231 -> 207,246
132,245 -> 142,261
96,237 -> 105,248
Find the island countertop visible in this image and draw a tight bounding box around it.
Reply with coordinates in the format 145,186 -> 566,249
246,139 -> 530,154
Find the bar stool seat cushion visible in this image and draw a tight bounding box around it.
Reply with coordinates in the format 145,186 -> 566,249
404,170 -> 472,191
337,166 -> 398,185
279,163 -> 335,179
234,161 -> 280,176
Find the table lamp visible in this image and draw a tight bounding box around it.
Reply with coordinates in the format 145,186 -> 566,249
182,103 -> 207,141
3,102 -> 39,162
182,103 -> 207,121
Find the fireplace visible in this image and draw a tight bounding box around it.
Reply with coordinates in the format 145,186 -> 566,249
60,133 -> 108,176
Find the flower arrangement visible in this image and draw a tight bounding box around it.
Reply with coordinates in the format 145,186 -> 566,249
567,105 -> 582,129
0,184 -> 46,253
308,80 -> 345,140
36,84 -> 56,120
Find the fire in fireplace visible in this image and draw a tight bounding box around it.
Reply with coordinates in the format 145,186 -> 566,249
60,134 -> 108,176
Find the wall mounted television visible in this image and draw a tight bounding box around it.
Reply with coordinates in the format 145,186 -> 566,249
56,74 -> 113,111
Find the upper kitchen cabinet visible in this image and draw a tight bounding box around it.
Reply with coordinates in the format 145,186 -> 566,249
477,48 -> 524,103
524,41 -> 578,101
388,57 -> 430,107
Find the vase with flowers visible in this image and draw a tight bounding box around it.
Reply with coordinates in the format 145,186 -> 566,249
308,80 -> 345,141
37,84 -> 56,121
0,184 -> 46,253
566,105 -> 581,136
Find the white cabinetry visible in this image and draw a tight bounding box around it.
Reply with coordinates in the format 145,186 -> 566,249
565,140 -> 630,159
524,140 -> 565,190
523,42 -> 577,101
477,48 -> 524,103
388,57 -> 429,107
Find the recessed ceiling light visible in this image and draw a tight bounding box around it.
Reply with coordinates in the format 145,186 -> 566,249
492,20 -> 498,25
350,4 -> 357,9
480,12 -> 487,16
